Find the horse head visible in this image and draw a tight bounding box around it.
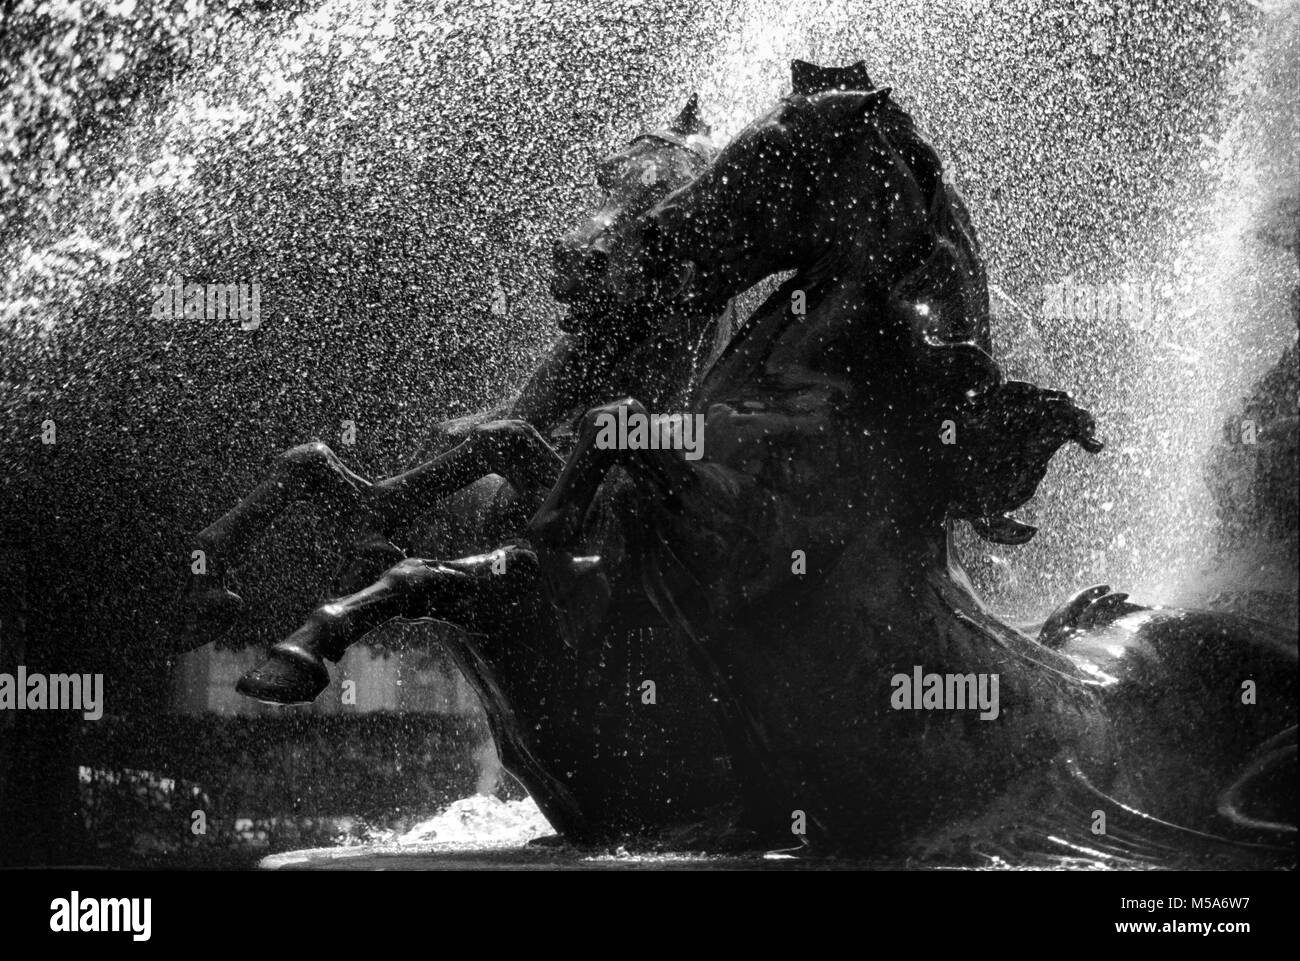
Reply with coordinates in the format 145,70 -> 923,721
629,86 -> 911,307
508,96 -> 725,429
593,69 -> 988,392
612,65 -> 1099,543
550,94 -> 717,333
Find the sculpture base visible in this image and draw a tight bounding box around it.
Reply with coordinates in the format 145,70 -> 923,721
260,844 -> 811,870
257,795 -> 808,869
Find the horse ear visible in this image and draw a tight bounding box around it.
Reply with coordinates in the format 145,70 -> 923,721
823,87 -> 893,133
793,59 -> 877,94
853,87 -> 892,121
669,93 -> 709,136
791,59 -> 820,95
842,60 -> 876,91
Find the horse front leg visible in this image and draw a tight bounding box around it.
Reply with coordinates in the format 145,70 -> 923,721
237,544 -> 544,705
330,419 -> 565,593
181,442 -> 374,646
371,419 -> 564,528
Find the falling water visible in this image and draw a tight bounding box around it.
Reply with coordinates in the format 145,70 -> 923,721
0,0 -> 1295,863
4,0 -> 1295,624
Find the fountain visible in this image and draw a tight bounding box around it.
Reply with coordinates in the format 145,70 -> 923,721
0,0 -> 1294,868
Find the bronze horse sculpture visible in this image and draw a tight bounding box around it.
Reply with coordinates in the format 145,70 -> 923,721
185,62 -> 1296,860
180,94 -> 724,650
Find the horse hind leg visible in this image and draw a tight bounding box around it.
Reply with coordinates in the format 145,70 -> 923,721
236,544 -> 543,705
178,442 -> 373,649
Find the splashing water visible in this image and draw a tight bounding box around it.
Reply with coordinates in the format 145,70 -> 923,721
3,0 -> 1295,624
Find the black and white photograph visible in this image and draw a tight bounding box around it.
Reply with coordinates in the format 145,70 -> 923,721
0,0 -> 1295,943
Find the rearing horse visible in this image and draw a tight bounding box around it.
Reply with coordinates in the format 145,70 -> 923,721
190,97 -> 763,846
237,75 -> 1107,848
178,96 -> 726,665
529,75 -> 1294,855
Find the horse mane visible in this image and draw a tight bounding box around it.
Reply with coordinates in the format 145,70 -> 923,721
872,98 -> 945,211
867,95 -> 992,354
787,61 -> 947,221
859,95 -> 1094,542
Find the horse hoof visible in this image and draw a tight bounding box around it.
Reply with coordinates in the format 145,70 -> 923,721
1039,584 -> 1110,648
1076,591 -> 1142,629
176,582 -> 245,651
236,645 -> 330,705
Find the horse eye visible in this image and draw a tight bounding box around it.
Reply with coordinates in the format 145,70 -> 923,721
637,180 -> 671,205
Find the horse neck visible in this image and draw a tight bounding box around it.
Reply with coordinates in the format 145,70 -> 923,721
693,273 -> 806,400
694,238 -> 900,404
512,305 -> 718,430
616,304 -> 719,406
